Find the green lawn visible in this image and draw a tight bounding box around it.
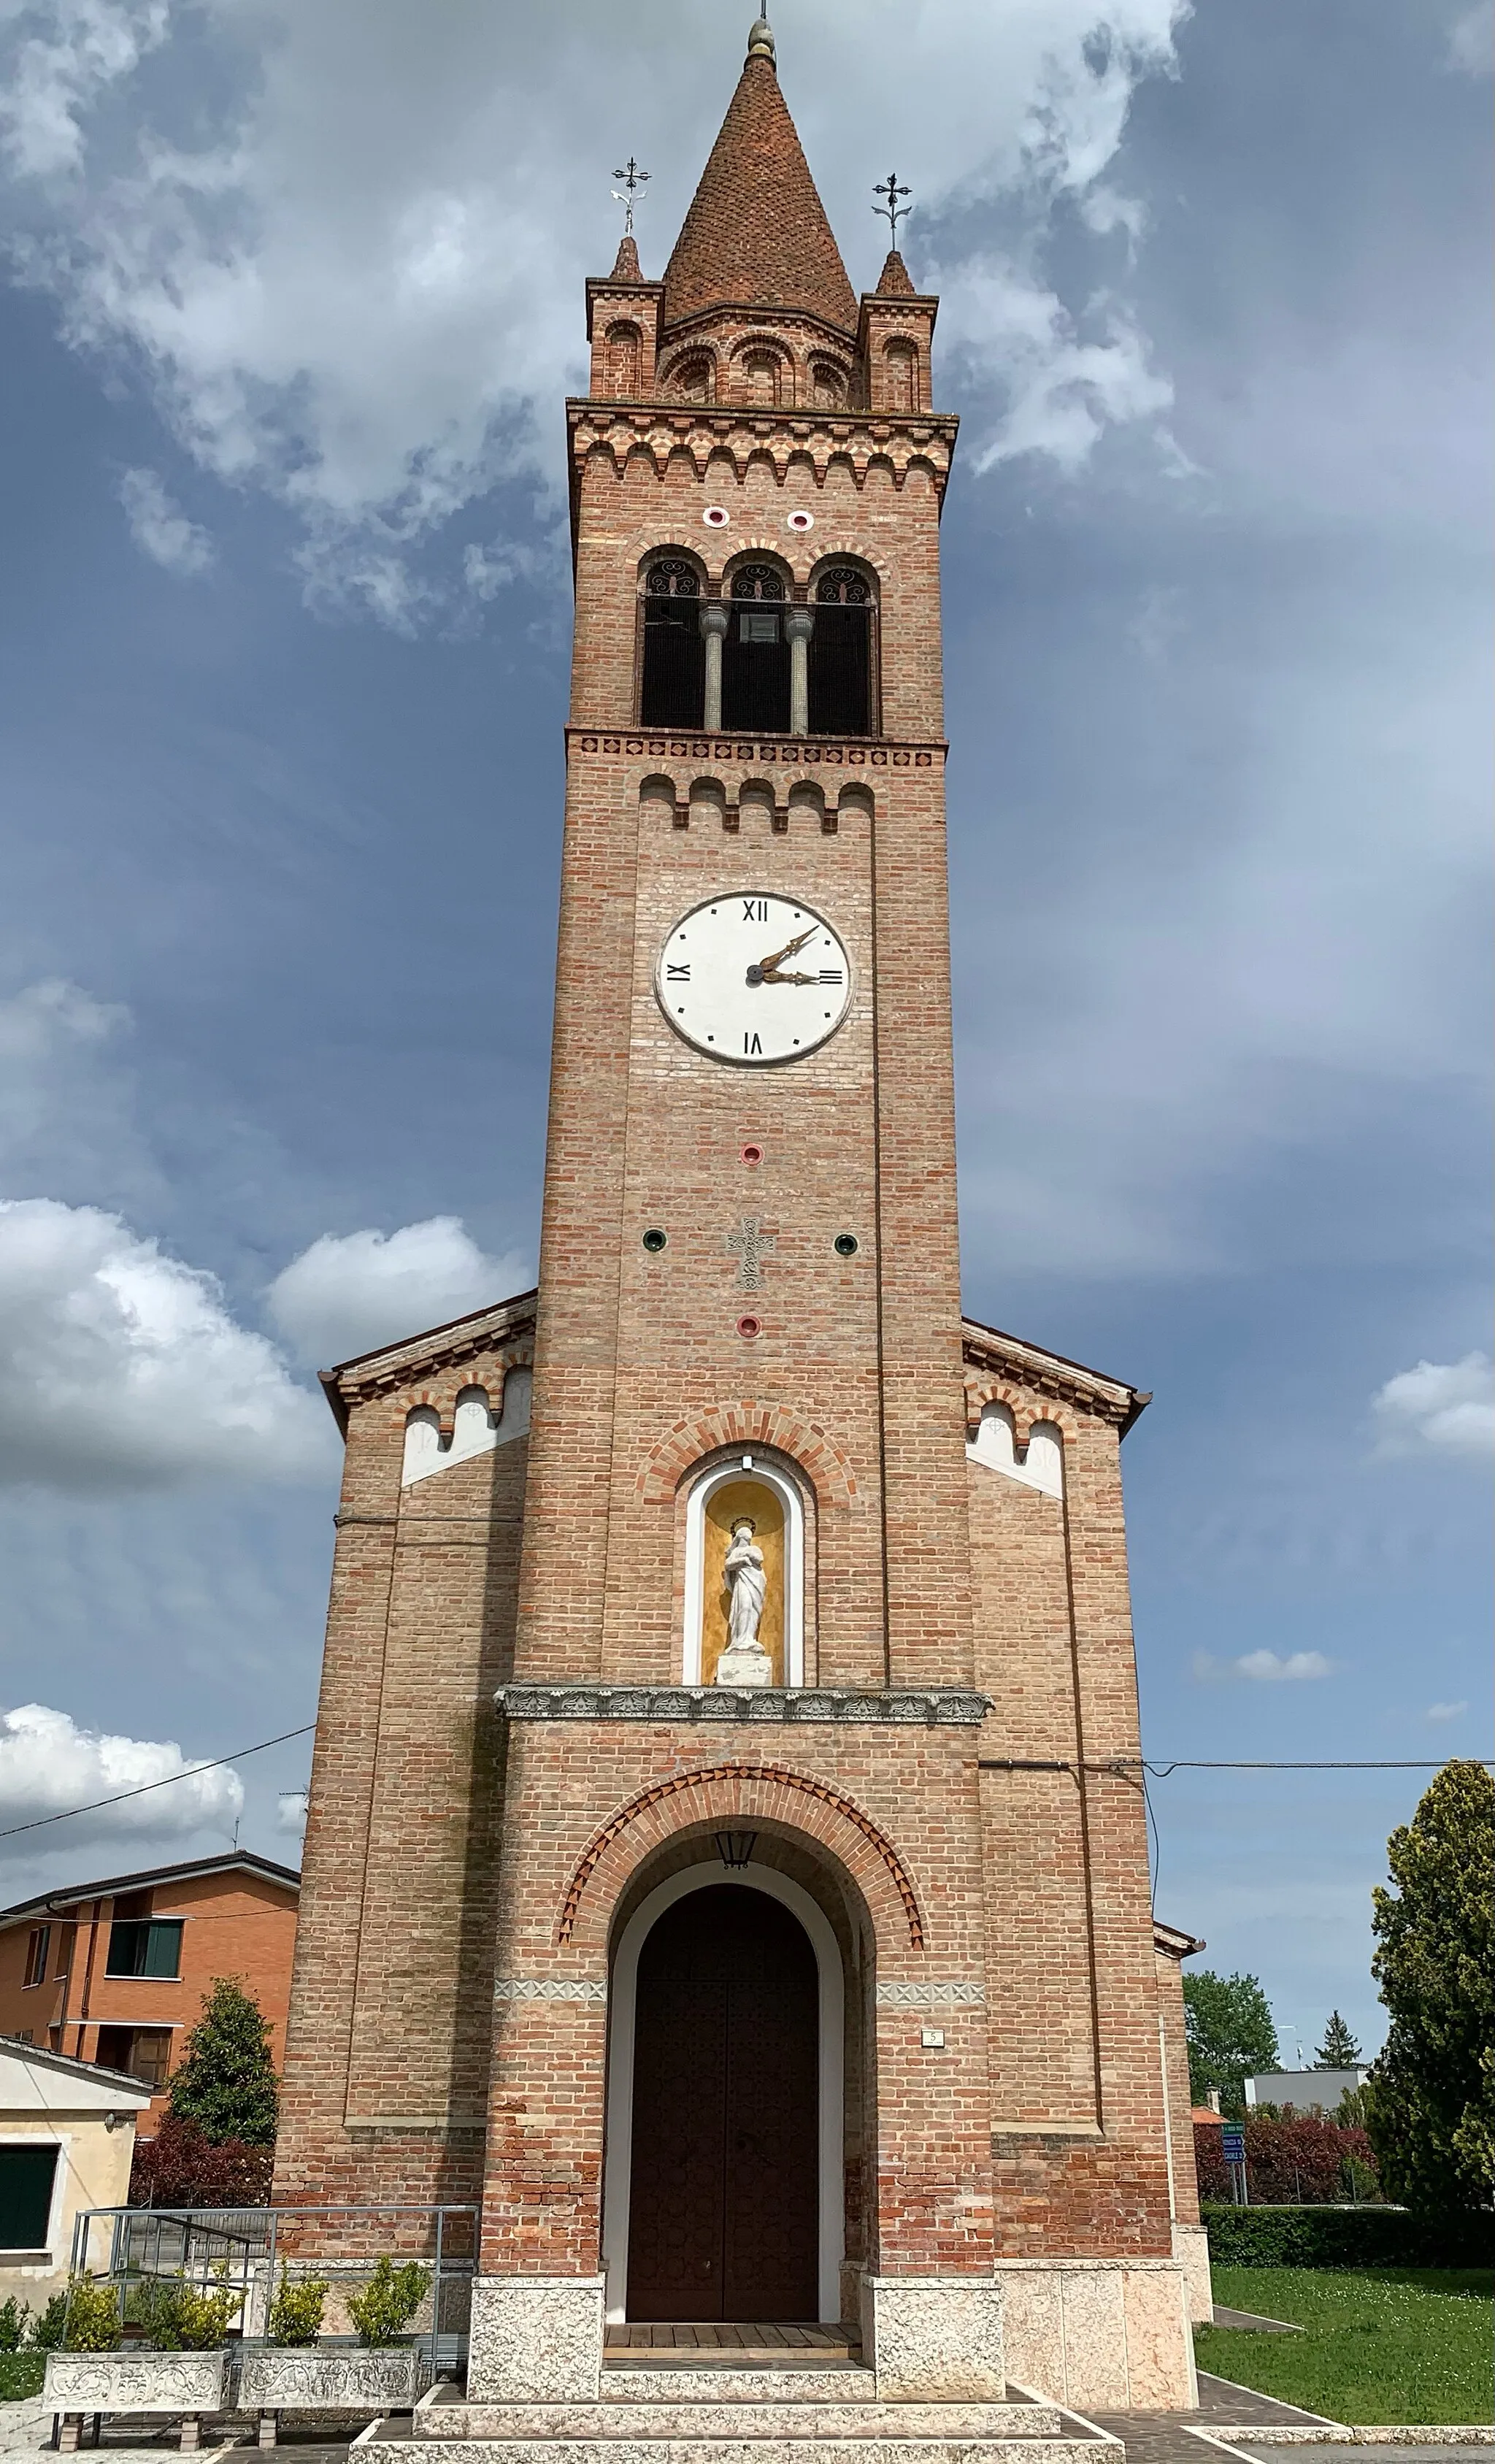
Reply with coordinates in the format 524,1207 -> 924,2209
1196,2265 -> 1494,2425
0,2349 -> 46,2403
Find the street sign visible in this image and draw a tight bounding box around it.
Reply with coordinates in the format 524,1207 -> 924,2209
1221,2127 -> 1246,2165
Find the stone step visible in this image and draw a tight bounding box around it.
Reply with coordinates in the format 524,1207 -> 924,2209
413,2400 -> 1071,2439
599,2367 -> 877,2400
364,2430 -> 1112,2462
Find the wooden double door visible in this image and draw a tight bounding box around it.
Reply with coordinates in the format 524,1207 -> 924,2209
626,1884 -> 819,2321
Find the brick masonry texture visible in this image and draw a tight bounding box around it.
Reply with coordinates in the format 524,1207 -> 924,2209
274,35 -> 1192,2330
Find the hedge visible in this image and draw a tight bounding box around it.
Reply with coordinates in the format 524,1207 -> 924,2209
0,2351 -> 46,2403
1202,2202 -> 1490,2268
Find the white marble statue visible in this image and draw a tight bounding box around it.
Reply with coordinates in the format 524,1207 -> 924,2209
715,1517 -> 773,1686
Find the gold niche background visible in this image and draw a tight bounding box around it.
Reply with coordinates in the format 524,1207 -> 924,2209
700,1478 -> 785,1685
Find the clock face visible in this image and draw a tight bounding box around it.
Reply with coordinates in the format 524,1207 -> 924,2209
656,893 -> 851,1065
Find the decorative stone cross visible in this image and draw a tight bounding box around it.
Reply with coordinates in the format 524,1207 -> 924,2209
726,1215 -> 777,1290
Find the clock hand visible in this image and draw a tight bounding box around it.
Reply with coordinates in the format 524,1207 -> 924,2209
748,925 -> 818,983
758,926 -> 818,970
760,967 -> 818,985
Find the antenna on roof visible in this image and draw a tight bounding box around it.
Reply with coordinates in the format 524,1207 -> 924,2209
611,156 -> 650,239
873,171 -> 913,242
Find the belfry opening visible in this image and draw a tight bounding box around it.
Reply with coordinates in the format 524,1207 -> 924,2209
274,8 -> 1207,2438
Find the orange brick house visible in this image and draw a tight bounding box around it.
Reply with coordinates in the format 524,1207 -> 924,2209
0,1851 -> 299,2130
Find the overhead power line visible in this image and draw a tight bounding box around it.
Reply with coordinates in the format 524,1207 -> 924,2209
0,1724 -> 315,1841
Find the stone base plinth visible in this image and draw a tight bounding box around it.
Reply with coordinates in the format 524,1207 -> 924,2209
860,2273 -> 1005,2400
997,2257 -> 1197,2411
1172,2223 -> 1213,2325
466,2276 -> 605,2402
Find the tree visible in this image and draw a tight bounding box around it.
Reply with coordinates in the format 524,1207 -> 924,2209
166,1976 -> 280,2148
129,2114 -> 273,2208
1315,2011 -> 1363,2068
1183,1969 -> 1280,2115
1368,1760 -> 1494,2216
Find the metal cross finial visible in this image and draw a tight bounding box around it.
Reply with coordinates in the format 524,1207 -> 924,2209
873,170 -> 912,240
611,156 -> 650,237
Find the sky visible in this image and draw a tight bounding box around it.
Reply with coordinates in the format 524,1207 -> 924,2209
0,0 -> 1489,2065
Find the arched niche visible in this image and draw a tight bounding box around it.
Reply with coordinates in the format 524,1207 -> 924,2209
683,1457 -> 805,1686
401,1368 -> 531,1487
966,1400 -> 1064,1500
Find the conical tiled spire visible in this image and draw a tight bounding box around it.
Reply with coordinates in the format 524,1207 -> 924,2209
875,249 -> 917,297
661,31 -> 857,337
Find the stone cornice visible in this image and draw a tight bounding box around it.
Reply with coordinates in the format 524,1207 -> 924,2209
567,399 -> 958,498
960,1316 -> 1148,1435
496,1684 -> 991,1727
320,1289 -> 537,1431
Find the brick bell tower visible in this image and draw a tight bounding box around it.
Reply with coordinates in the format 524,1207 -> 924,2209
277,12 -> 1204,2433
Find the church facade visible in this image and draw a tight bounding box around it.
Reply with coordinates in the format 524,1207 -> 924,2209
276,17 -> 1207,2422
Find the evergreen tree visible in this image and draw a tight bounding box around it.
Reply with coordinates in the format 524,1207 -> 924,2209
1182,1969 -> 1280,2115
1315,2011 -> 1363,2068
167,1976 -> 280,2148
1368,1760 -> 1494,2216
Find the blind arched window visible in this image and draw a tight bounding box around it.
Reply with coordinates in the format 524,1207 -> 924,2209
640,560 -> 705,728
809,567 -> 875,737
722,566 -> 789,732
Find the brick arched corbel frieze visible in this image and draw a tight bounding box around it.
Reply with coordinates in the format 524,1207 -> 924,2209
394,1341 -> 534,1442
961,1376 -> 1081,1453
557,1762 -> 923,1951
638,1407 -> 857,1506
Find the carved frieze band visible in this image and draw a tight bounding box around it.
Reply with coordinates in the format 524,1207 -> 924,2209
496,1684 -> 991,1726
875,1979 -> 987,2006
571,730 -> 942,769
567,405 -> 958,497
493,1978 -> 607,2004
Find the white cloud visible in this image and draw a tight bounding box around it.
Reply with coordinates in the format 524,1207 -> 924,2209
118,465 -> 213,575
0,1701 -> 242,1850
1193,1649 -> 1334,1682
265,1215 -> 528,1367
1372,1354 -> 1495,1459
1426,1700 -> 1468,1722
0,1198 -> 331,1491
276,1788 -> 307,1836
0,0 -> 167,180
934,258 -> 1174,472
0,0 -> 1183,617
0,976 -> 125,1065
1447,2 -> 1494,74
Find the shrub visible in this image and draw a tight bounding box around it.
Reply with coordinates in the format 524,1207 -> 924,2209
129,2113 -> 273,2208
60,2278 -> 123,2352
31,2295 -> 69,2352
346,2259 -> 428,2349
0,2300 -> 28,2354
0,2350 -> 45,2403
1194,2114 -> 1379,2206
1202,2201 -> 1490,2268
267,2271 -> 328,2347
136,2268 -> 240,2352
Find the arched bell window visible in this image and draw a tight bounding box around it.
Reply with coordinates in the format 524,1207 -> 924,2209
721,564 -> 790,732
809,566 -> 875,737
606,321 -> 642,400
639,558 -> 705,729
669,353 -> 714,405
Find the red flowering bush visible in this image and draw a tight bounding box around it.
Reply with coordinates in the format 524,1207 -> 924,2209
129,2114 -> 272,2209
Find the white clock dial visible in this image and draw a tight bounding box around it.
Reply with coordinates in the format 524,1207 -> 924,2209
656,893 -> 851,1065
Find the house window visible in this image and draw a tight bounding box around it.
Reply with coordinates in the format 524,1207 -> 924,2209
22,1928 -> 49,1988
810,567 -> 875,737
95,2026 -> 173,2089
0,2146 -> 58,2254
639,559 -> 705,729
722,565 -> 789,732
105,1918 -> 183,1979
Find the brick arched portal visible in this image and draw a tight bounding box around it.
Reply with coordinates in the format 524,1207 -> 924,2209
556,1762 -> 923,1954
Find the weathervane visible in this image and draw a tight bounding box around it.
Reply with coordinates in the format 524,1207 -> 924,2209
873,170 -> 912,242
611,156 -> 650,238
